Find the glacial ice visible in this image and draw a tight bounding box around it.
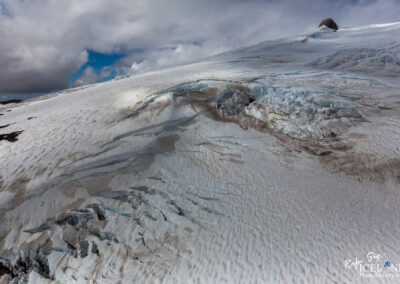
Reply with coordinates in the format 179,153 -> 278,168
1,22 -> 400,283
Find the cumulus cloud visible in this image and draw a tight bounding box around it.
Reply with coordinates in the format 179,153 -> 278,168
73,66 -> 98,87
1,0 -> 400,94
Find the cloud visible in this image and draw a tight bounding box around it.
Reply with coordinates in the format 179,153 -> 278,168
1,0 -> 400,93
73,66 -> 98,87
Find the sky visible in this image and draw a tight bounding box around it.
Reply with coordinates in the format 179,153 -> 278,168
0,0 -> 399,96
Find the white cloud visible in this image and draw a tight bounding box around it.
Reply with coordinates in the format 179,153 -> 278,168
1,0 -> 400,94
73,66 -> 98,87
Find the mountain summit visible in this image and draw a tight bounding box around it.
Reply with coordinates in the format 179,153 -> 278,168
319,17 -> 339,31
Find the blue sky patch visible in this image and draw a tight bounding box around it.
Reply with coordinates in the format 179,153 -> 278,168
68,50 -> 124,87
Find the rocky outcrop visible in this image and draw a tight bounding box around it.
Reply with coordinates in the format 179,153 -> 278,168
0,250 -> 52,282
319,18 -> 339,31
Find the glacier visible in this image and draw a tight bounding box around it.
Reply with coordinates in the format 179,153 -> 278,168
0,22 -> 400,283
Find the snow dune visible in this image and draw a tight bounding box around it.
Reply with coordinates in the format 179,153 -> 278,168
0,22 -> 400,283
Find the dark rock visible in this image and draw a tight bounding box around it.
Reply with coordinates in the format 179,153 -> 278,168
32,254 -> 51,279
87,204 -> 106,221
319,18 -> 339,31
55,214 -> 80,226
55,212 -> 95,228
0,131 -> 23,142
14,257 -> 30,279
0,260 -> 15,278
216,88 -> 255,116
24,223 -> 54,234
91,242 -> 100,256
80,241 -> 89,258
0,252 -> 52,281
0,99 -> 22,105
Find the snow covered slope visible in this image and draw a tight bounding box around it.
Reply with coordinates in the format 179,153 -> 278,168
0,22 -> 400,283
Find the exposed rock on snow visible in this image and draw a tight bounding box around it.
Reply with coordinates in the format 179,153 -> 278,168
0,249 -> 52,282
0,131 -> 23,142
152,79 -> 362,141
318,18 -> 339,31
215,87 -> 255,116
